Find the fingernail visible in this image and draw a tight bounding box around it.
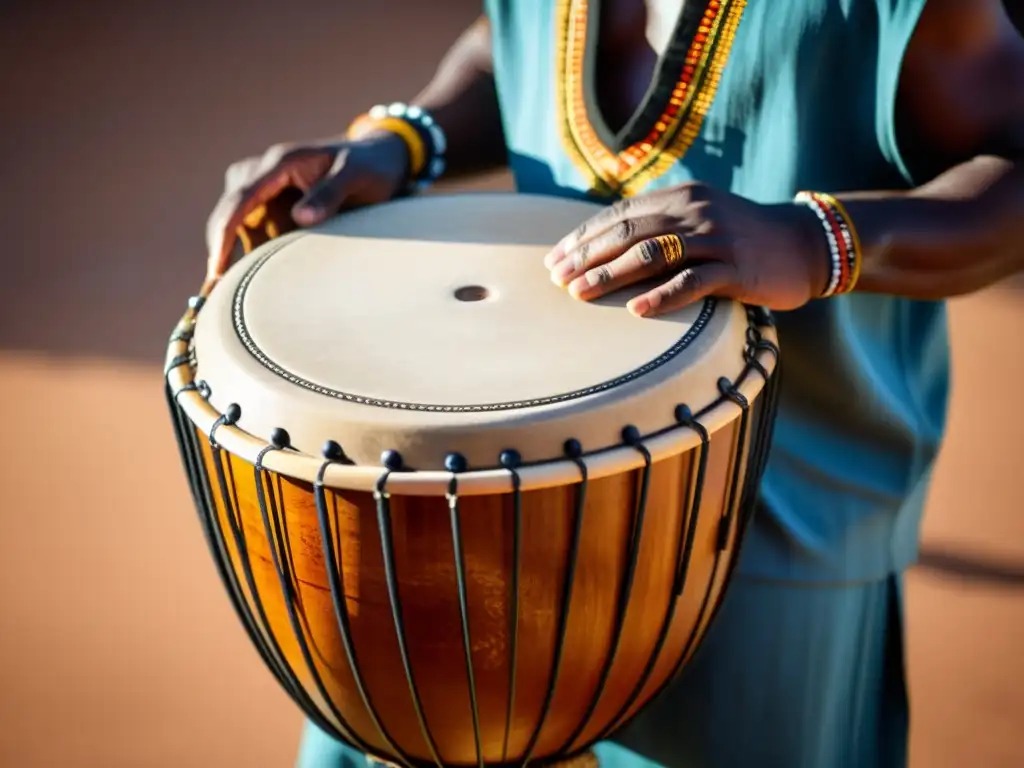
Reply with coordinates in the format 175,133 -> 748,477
565,272 -> 597,299
628,298 -> 650,317
552,259 -> 575,286
292,206 -> 317,226
543,243 -> 566,270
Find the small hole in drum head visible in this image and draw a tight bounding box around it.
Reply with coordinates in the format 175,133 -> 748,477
453,285 -> 491,302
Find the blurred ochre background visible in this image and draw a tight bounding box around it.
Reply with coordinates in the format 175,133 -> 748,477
0,2 -> 1021,766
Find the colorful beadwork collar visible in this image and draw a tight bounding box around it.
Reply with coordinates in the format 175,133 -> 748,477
555,0 -> 747,198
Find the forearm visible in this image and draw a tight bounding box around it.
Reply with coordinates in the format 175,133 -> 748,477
838,156 -> 1024,299
410,16 -> 507,179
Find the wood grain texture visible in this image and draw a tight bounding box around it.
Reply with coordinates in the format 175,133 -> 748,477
190,414 -> 749,767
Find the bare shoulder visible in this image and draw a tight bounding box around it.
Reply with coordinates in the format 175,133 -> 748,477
897,0 -> 1024,178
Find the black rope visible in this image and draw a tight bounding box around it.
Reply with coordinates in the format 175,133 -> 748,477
715,377 -> 750,552
519,439 -> 588,768
745,336 -> 782,517
557,427 -> 653,753
594,405 -> 710,742
445,453 -> 484,768
218,437 -> 297,686
164,353 -> 190,375
698,345 -> 781,652
202,406 -> 371,750
249,439 -> 346,742
215,410 -> 369,752
314,448 -> 414,767
375,465 -> 446,768
260,447 -> 346,701
671,406 -> 711,597
498,449 -> 523,764
626,319 -> 781,722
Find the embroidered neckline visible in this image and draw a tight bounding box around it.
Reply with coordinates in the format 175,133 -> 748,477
555,0 -> 747,197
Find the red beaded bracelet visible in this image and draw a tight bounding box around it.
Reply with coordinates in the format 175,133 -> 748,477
795,191 -> 863,297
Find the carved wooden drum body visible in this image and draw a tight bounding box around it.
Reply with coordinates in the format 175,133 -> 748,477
164,193 -> 780,767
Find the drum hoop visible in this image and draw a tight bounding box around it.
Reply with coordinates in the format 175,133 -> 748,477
166,293 -> 777,496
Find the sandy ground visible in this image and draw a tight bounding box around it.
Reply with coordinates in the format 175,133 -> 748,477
0,2 -> 1022,766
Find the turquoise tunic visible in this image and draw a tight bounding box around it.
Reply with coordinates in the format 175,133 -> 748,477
489,0 -> 945,585
299,1 -> 938,765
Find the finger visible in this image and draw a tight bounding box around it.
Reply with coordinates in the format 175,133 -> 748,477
208,170 -> 294,267
236,186 -> 306,255
292,150 -> 356,226
626,261 -> 738,318
210,148 -> 336,265
546,201 -> 632,269
543,190 -> 675,270
551,215 -> 677,288
229,145 -> 333,225
566,232 -> 688,300
224,157 -> 260,190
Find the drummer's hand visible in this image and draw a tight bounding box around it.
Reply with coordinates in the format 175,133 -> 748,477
205,132 -> 410,275
543,183 -> 830,317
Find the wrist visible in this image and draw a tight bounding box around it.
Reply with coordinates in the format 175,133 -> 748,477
789,202 -> 833,297
349,130 -> 413,185
794,191 -> 864,298
346,103 -> 448,193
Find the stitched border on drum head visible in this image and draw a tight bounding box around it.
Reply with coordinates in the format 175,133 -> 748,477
229,237 -> 718,413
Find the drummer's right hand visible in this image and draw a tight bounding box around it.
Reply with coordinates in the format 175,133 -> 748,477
205,132 -> 410,277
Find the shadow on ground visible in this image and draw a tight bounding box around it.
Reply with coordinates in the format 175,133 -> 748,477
918,546 -> 1024,588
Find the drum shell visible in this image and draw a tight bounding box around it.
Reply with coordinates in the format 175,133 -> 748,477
166,384 -> 776,767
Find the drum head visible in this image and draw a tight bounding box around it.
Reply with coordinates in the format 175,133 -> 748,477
192,193 -> 752,469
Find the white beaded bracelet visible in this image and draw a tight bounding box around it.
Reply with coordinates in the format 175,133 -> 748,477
794,191 -> 862,298
367,102 -> 447,192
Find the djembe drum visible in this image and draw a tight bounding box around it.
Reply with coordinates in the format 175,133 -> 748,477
164,192 -> 780,768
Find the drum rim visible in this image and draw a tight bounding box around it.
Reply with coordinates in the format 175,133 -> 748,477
165,302 -> 777,496
166,191 -> 779,495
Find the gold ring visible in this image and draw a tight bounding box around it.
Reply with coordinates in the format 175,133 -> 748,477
654,233 -> 686,267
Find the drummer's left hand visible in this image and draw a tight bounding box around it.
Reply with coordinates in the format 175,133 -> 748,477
544,182 -> 830,317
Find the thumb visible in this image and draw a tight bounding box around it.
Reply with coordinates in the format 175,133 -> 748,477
292,150 -> 356,226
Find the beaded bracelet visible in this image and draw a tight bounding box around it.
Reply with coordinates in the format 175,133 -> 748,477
347,115 -> 428,176
795,191 -> 863,297
346,102 -> 447,193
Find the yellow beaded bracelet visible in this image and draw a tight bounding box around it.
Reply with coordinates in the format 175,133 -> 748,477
346,113 -> 427,177
814,193 -> 863,292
